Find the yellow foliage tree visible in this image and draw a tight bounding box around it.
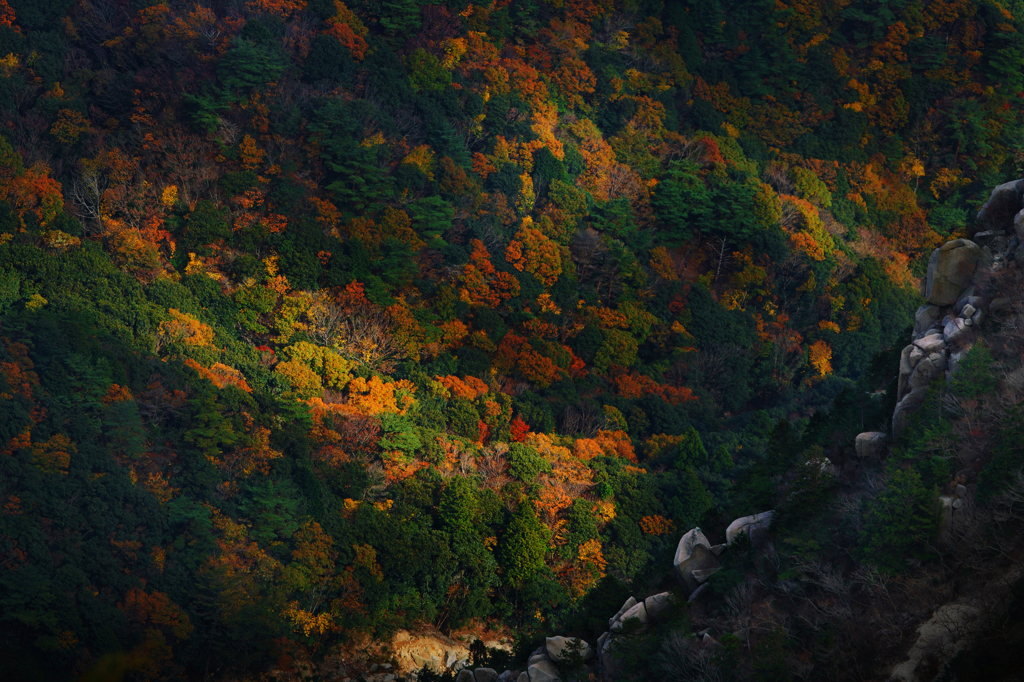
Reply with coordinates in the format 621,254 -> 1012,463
808,340 -> 833,376
158,309 -> 215,349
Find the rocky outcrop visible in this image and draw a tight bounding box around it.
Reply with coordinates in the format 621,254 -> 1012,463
892,179 -> 1024,437
610,601 -> 647,631
923,239 -> 981,305
545,636 -> 592,663
974,178 -> 1024,237
456,669 -> 500,682
391,630 -> 471,675
526,659 -> 561,682
551,518 -> 776,680
595,591 -> 676,677
725,511 -> 773,546
673,527 -> 721,590
644,592 -> 671,620
855,432 -> 887,458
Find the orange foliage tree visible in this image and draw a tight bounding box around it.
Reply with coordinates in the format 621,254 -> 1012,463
460,239 -> 520,306
505,222 -> 563,287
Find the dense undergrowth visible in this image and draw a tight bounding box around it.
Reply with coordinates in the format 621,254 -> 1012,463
0,0 -> 1023,679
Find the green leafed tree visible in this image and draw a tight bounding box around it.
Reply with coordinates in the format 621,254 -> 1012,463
499,502 -> 548,587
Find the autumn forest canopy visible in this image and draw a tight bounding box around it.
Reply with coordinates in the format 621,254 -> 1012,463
1,0 -> 1023,679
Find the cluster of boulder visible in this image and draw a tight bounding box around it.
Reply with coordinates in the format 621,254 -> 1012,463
596,592 -> 674,676
891,238 -> 984,437
463,635 -> 594,682
670,512 -> 774,598
454,667 -> 502,682
856,178 -> 1024,451
504,511 -> 774,681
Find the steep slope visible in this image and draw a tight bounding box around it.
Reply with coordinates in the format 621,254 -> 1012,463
1,1 -> 1024,680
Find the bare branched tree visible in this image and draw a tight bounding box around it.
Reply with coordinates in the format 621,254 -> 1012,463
67,167 -> 106,233
655,632 -> 723,682
561,401 -> 604,437
763,162 -> 793,195
337,309 -> 406,373
162,129 -> 218,205
708,236 -> 731,282
692,344 -> 746,405
306,293 -> 348,347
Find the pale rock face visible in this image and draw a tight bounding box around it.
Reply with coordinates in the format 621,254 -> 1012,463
599,645 -> 620,680
944,317 -> 968,344
390,630 -> 470,674
673,528 -> 711,567
644,592 -> 672,621
954,288 -> 978,313
620,601 -> 647,624
702,633 -> 722,649
924,239 -> 982,306
484,640 -> 511,653
527,659 -> 562,682
855,432 -> 887,458
910,354 -> 946,389
545,636 -> 592,662
611,602 -> 648,631
900,344 -> 915,377
913,332 -> 947,354
673,527 -> 721,591
894,385 -> 929,434
675,542 -> 721,591
725,511 -> 774,545
948,347 -> 971,378
914,304 -> 941,334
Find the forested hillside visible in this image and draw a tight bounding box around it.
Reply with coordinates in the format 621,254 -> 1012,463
0,0 -> 1022,679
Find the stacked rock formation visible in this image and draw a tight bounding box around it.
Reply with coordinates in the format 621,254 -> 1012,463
672,527 -> 725,590
518,510 -> 773,680
595,592 -> 674,677
892,239 -> 983,437
455,668 -> 500,682
854,177 -> 1024,460
725,511 -> 774,546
